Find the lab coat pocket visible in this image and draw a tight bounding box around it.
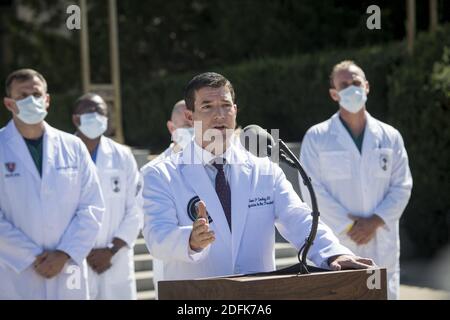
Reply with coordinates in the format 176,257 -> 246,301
319,151 -> 352,180
372,148 -> 393,179
101,169 -> 126,198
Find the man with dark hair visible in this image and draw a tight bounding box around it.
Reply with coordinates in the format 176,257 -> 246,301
72,93 -> 142,300
141,72 -> 374,284
300,60 -> 412,299
0,69 -> 104,299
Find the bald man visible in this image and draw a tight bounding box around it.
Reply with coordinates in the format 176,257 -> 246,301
147,99 -> 192,298
72,93 -> 143,299
158,100 -> 193,160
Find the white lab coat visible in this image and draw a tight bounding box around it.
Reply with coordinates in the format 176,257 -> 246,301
141,140 -> 353,286
0,120 -> 104,299
87,136 -> 142,300
299,111 -> 413,299
147,143 -> 180,298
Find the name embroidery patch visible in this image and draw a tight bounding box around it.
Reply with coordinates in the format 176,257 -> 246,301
4,162 -> 20,178
248,196 -> 273,208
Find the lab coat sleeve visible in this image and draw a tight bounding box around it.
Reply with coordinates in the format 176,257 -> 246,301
0,207 -> 43,273
112,148 -> 143,247
374,131 -> 413,227
56,142 -> 105,266
141,165 -> 209,263
299,132 -> 354,234
272,162 -> 354,269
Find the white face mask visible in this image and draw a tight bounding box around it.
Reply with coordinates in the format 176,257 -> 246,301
172,127 -> 194,149
78,112 -> 108,139
15,95 -> 48,125
338,85 -> 367,114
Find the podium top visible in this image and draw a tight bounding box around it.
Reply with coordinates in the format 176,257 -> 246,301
158,268 -> 387,300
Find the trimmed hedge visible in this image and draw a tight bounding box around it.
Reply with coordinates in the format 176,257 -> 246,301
122,43 -> 403,151
387,28 -> 450,258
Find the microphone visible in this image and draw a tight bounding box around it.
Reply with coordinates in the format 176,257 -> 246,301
240,125 -> 321,275
239,124 -> 275,158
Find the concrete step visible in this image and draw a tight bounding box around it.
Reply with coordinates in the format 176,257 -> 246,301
134,253 -> 153,272
133,242 -> 300,300
275,256 -> 301,270
137,290 -> 156,300
274,243 -> 298,259
134,238 -> 149,255
135,270 -> 154,292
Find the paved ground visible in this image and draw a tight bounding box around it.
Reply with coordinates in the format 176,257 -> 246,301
399,257 -> 450,300
400,285 -> 449,300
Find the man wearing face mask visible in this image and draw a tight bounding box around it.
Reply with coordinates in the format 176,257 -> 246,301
147,99 -> 193,298
72,93 -> 142,299
299,60 -> 413,299
154,99 -> 194,162
0,69 -> 105,299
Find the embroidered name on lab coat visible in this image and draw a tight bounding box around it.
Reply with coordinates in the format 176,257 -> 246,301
4,162 -> 20,178
248,196 -> 274,208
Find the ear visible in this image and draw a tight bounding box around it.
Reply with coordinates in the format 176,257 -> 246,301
44,93 -> 51,109
184,109 -> 193,126
72,114 -> 80,128
329,88 -> 340,102
185,109 -> 193,122
167,120 -> 175,135
3,97 -> 17,114
365,81 -> 370,95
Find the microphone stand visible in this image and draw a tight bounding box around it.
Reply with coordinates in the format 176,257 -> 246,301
269,140 -> 320,275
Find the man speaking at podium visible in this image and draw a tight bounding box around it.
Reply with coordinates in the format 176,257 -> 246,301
141,72 -> 374,285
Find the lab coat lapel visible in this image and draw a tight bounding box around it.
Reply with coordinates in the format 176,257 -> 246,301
5,120 -> 41,182
41,123 -> 58,180
229,145 -> 252,267
362,112 -> 382,152
331,112 -> 361,159
181,142 -> 232,250
95,136 -> 113,169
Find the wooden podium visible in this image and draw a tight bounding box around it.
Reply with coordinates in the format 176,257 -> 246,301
158,266 -> 387,300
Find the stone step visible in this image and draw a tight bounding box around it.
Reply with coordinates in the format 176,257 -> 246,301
133,241 -> 297,263
137,290 -> 156,300
134,238 -> 149,255
133,242 -> 300,299
274,243 -> 298,259
135,270 -> 154,292
134,253 -> 153,272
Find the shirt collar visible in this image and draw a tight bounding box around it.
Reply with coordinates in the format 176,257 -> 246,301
193,140 -> 234,167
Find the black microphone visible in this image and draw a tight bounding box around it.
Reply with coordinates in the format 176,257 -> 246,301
240,125 -> 321,275
239,124 -> 275,158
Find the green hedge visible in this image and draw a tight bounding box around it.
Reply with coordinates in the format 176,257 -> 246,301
122,43 -> 403,151
387,28 -> 450,258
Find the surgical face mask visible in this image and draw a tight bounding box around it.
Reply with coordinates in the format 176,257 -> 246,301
15,95 -> 48,125
172,127 -> 194,149
337,85 -> 367,114
78,112 -> 108,139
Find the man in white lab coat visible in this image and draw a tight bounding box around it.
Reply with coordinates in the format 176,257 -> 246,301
141,72 -> 375,287
0,69 -> 104,299
299,61 -> 413,299
149,99 -> 193,297
72,93 -> 142,299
